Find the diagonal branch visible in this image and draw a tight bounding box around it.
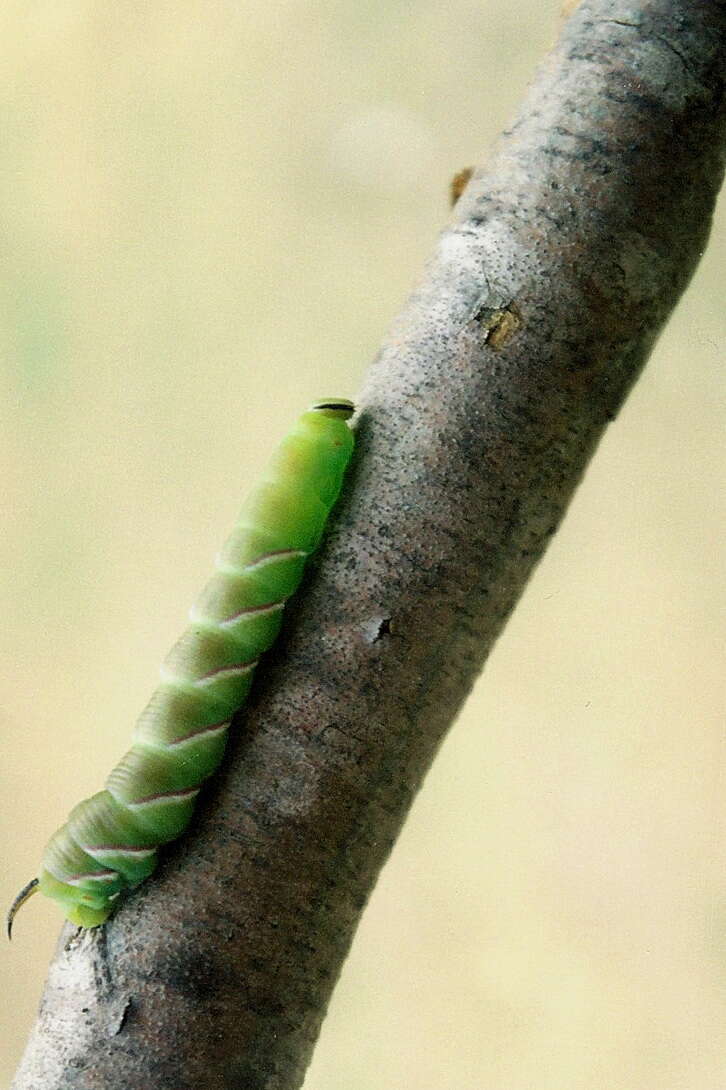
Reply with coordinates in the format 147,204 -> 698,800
12,1 -> 726,1087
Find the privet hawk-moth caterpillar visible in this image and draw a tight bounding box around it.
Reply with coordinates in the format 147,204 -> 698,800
8,400 -> 355,936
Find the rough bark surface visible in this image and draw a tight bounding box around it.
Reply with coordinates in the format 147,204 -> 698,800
12,1 -> 726,1088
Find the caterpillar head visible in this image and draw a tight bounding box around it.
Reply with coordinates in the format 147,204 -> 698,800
309,400 -> 355,421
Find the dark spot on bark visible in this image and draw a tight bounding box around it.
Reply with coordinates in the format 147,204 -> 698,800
317,721 -> 368,747
246,992 -> 285,1018
225,1057 -> 270,1090
107,996 -> 132,1037
155,947 -> 231,1002
470,302 -> 522,349
360,616 -> 393,643
450,166 -> 473,207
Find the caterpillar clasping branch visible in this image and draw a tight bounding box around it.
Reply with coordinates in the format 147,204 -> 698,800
7,400 -> 355,938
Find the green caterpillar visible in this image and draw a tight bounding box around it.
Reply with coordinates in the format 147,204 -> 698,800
8,400 -> 355,936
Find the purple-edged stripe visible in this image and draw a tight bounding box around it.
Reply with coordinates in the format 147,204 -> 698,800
195,660 -> 258,686
64,870 -> 119,887
166,719 -> 231,748
243,548 -> 307,571
44,858 -> 119,887
213,547 -> 307,575
83,846 -> 157,860
126,786 -> 201,810
218,599 -> 285,627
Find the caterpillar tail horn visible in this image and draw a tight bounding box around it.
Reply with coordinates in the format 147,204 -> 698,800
7,878 -> 39,940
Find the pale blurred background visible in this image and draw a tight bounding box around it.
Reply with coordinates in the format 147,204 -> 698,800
1,2 -> 724,1086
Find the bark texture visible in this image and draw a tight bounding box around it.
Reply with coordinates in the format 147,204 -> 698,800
13,1 -> 726,1088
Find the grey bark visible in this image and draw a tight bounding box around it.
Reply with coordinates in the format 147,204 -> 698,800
12,1 -> 726,1087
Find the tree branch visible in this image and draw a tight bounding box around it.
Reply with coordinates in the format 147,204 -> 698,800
12,1 -> 725,1087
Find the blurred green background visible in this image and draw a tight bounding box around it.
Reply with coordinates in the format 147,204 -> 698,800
2,3 -> 724,1086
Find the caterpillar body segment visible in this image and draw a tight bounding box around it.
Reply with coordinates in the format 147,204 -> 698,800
8,400 -> 354,936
